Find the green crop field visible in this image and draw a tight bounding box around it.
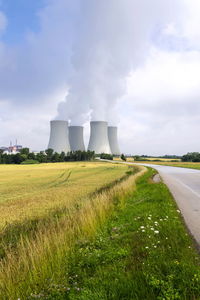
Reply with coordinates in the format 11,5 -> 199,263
0,162 -> 200,300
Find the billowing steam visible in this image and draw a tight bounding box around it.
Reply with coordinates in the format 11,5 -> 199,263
57,0 -> 181,125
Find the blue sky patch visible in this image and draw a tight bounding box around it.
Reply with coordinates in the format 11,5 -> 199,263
1,0 -> 44,44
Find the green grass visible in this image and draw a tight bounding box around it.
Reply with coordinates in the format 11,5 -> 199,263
30,168 -> 200,300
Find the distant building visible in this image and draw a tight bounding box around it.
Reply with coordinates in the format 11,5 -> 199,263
0,142 -> 23,154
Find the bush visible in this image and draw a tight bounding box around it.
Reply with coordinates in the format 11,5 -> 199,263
121,154 -> 127,161
21,160 -> 40,165
100,153 -> 113,160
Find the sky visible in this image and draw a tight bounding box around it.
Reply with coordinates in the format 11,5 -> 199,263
0,0 -> 200,155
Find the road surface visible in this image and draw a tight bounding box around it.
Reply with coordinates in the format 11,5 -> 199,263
136,163 -> 200,246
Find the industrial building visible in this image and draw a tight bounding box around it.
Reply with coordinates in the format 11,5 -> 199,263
69,126 -> 85,151
0,142 -> 23,154
88,121 -> 111,154
48,120 -> 71,153
108,126 -> 120,156
48,120 -> 121,155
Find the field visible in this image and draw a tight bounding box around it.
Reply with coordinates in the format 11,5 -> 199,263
128,157 -> 181,162
0,162 -> 129,230
0,162 -> 200,299
115,157 -> 200,170
133,161 -> 200,170
0,161 -> 138,299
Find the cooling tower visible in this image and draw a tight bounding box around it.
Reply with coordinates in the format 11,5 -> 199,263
88,121 -> 111,154
48,120 -> 71,153
69,126 -> 85,151
108,126 -> 121,155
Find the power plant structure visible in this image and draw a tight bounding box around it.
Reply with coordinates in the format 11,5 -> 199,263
69,126 -> 85,151
108,126 -> 121,155
47,120 -> 121,155
48,120 -> 71,153
88,121 -> 111,154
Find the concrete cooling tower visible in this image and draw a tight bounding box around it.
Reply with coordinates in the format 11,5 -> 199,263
88,121 -> 111,154
108,126 -> 121,155
48,120 -> 71,153
69,126 -> 85,151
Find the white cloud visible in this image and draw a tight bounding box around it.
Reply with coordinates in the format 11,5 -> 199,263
118,48 -> 200,155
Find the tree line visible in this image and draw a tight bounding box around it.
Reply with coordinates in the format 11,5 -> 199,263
182,152 -> 200,162
0,148 -> 95,164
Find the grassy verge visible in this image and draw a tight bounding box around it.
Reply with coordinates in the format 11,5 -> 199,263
30,168 -> 200,300
0,165 -> 145,299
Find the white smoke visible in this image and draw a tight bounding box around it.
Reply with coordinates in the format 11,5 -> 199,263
57,0 -> 182,125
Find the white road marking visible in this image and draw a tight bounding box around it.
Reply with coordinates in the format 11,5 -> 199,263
173,178 -> 200,199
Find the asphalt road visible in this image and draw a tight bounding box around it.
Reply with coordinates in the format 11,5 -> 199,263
137,163 -> 200,246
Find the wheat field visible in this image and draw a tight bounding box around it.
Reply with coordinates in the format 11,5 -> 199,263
0,161 -> 145,299
0,162 -> 129,230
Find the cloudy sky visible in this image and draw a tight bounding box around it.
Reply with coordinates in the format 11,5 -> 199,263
0,0 -> 200,155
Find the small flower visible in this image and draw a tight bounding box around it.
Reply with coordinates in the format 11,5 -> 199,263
154,231 -> 159,234
154,245 -> 157,248
142,230 -> 145,232
145,246 -> 149,249
140,226 -> 145,229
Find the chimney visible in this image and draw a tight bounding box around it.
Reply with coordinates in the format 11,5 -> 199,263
69,126 -> 85,151
48,120 -> 71,153
88,121 -> 111,154
108,126 -> 121,155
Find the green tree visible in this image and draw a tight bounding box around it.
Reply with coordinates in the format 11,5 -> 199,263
20,148 -> 30,155
121,154 -> 127,161
28,152 -> 36,160
60,152 -> 65,162
45,148 -> 54,162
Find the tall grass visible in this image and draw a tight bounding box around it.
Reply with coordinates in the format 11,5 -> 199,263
0,165 -> 146,299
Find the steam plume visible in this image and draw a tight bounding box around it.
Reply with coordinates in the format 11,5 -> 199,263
57,0 -> 180,125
